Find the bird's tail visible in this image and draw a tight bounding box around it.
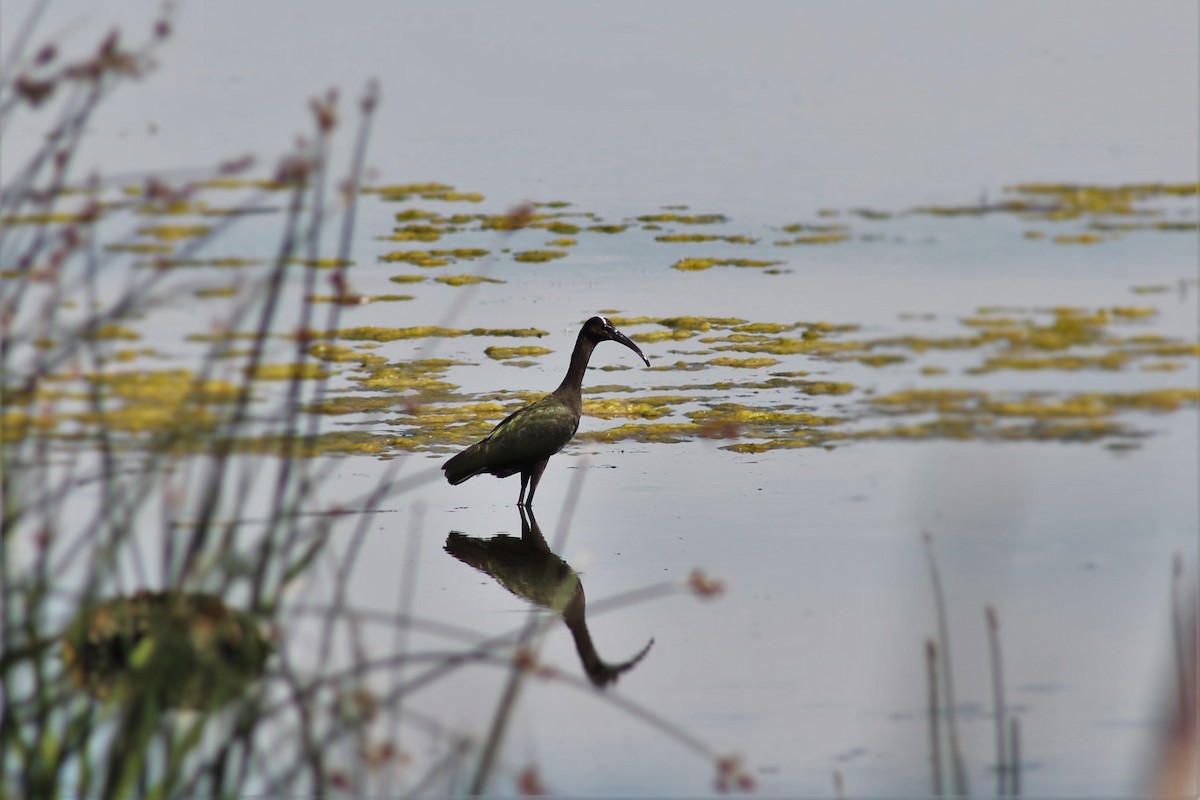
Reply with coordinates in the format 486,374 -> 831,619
443,443 -> 487,485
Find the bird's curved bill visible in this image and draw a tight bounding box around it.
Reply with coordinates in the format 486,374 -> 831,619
612,330 -> 650,367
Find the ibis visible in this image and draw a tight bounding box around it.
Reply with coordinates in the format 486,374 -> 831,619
442,316 -> 649,506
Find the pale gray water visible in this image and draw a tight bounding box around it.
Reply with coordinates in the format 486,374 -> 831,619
2,2 -> 1197,796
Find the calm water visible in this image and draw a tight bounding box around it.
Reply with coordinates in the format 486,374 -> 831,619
3,2 -> 1197,796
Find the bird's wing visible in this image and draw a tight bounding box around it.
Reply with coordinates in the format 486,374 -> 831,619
481,398 -> 578,462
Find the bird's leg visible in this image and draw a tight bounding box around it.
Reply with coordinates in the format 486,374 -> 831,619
523,459 -> 549,508
517,471 -> 530,506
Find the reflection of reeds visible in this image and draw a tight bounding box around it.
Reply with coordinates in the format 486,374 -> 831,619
922,535 -> 1023,797
922,532 -> 969,796
925,637 -> 943,797
986,606 -> 1008,796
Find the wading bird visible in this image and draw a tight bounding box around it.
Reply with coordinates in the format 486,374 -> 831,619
442,316 -> 649,507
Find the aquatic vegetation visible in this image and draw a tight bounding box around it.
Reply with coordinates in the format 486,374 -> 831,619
637,213 -> 728,225
142,256 -> 267,268
137,224 -> 212,240
328,325 -> 544,342
196,286 -> 238,298
362,181 -> 459,201
577,421 -> 700,444
1053,233 -> 1105,245
104,241 -> 174,255
513,250 -> 568,263
483,345 -> 552,361
288,257 -> 353,269
394,208 -> 440,221
774,232 -> 850,245
435,274 -> 504,286
306,292 -> 413,303
383,224 -> 443,242
246,363 -> 331,381
655,233 -> 720,243
83,323 -> 141,340
587,224 -> 629,234
583,395 -> 683,420
379,250 -> 447,266
671,257 -> 782,271
61,591 -> 271,710
307,343 -> 388,366
707,356 -> 781,369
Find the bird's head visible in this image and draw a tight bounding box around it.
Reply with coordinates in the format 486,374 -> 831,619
583,316 -> 650,367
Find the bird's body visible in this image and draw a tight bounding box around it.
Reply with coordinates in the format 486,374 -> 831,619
443,316 -> 648,506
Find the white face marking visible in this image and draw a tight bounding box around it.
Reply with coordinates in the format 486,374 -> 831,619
598,315 -> 610,327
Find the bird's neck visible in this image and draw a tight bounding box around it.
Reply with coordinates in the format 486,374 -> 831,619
553,331 -> 595,404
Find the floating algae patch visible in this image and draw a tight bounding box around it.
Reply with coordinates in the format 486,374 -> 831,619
485,346 -> 552,360
383,224 -> 443,242
775,232 -> 850,245
513,250 -> 568,263
671,258 -> 720,272
655,233 -> 719,243
1131,342 -> 1200,358
247,363 -> 331,381
142,257 -> 268,268
396,400 -> 513,427
734,322 -> 800,334
582,395 -> 688,420
305,395 -> 399,415
106,242 -> 174,255
577,422 -> 699,444
362,182 -> 455,200
544,238 -> 578,247
690,403 -> 841,431
307,343 -> 388,367
380,251 -> 449,267
848,385 -> 1199,445
637,213 -> 729,225
137,224 -> 212,241
656,233 -> 758,244
708,356 -> 781,369
435,274 -> 505,287
850,417 -> 1126,444
671,257 -> 782,271
1053,233 -> 1105,245
353,358 -> 461,397
306,293 -> 414,304
969,352 -> 1130,373
83,324 -> 141,341
850,353 -> 907,368
382,248 -> 489,266
68,370 -> 243,437
229,431 -> 406,457
711,334 -> 863,358
633,329 -> 702,344
195,286 -> 238,299
587,224 -> 629,234
330,326 -> 460,342
288,258 -> 353,269
660,316 -> 747,331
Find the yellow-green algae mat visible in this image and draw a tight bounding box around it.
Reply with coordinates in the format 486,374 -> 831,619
4,179 -> 1195,456
5,305 -> 1196,457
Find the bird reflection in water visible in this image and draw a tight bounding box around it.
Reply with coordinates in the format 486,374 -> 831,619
444,506 -> 653,687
